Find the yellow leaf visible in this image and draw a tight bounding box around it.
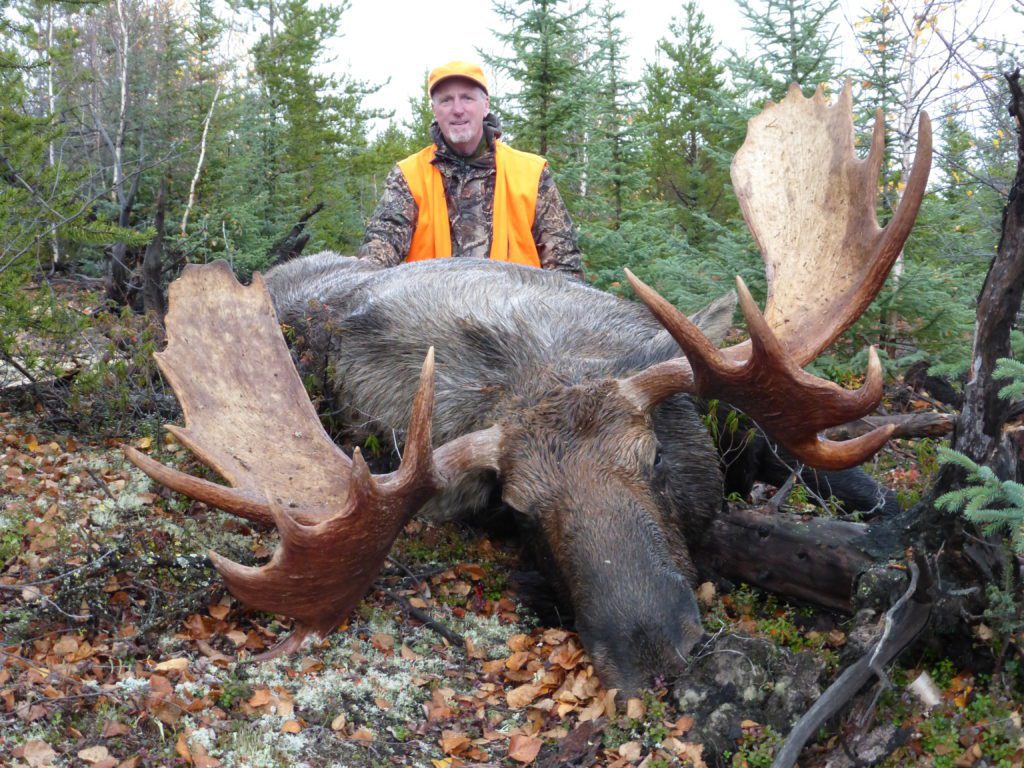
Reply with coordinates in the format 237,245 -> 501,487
432,760 -> 453,768
154,657 -> 189,673
135,436 -> 153,449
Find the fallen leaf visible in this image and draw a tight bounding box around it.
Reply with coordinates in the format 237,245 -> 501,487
248,688 -> 272,707
669,714 -> 695,736
506,683 -> 543,709
102,721 -> 131,737
78,746 -> 110,764
508,734 -> 543,763
618,740 -> 642,761
53,635 -> 79,656
154,657 -> 189,673
456,563 -> 486,580
195,640 -> 232,664
22,740 -> 57,768
330,713 -> 347,732
626,697 -> 645,719
441,730 -> 471,755
281,719 -> 302,733
175,732 -> 191,762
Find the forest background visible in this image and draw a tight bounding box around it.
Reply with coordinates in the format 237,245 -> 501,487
4,1 -> 1024,765
2,0 -> 1023,408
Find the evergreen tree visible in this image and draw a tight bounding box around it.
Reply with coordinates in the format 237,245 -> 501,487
578,0 -> 642,228
484,0 -> 591,205
731,0 -> 840,103
244,0 -> 378,253
639,1 -> 735,242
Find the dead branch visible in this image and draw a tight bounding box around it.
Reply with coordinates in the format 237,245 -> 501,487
824,412 -> 956,441
771,552 -> 934,768
265,202 -> 324,266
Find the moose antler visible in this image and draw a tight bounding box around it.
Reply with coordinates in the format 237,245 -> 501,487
624,83 -> 932,470
125,262 -> 500,658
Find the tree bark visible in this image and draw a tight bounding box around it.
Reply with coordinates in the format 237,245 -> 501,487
933,69 -> 1024,489
142,176 -> 167,318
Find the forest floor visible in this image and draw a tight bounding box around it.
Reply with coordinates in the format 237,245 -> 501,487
2,385 -> 1023,767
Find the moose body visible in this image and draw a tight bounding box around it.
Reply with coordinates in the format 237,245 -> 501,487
129,85 -> 930,692
262,252 -> 882,688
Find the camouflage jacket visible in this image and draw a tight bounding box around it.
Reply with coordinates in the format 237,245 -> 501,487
358,117 -> 584,280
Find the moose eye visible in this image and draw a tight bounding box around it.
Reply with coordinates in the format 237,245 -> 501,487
653,446 -> 664,468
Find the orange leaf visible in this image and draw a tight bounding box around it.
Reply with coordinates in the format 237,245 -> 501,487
102,721 -> 131,737
441,730 -> 471,755
247,688 -> 272,707
281,719 -> 302,734
509,737 -> 548,765
154,657 -> 189,673
506,683 -> 543,709
175,733 -> 192,763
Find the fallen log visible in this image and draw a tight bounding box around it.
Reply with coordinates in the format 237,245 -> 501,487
696,504 -> 902,613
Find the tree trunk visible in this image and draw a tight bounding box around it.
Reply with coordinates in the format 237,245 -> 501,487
933,70 -> 1024,490
142,176 -> 167,318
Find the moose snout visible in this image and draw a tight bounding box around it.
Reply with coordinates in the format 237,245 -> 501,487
576,574 -> 705,693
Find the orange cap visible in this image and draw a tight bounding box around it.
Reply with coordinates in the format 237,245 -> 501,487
427,60 -> 489,95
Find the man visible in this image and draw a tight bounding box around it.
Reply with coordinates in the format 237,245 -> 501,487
358,61 -> 584,279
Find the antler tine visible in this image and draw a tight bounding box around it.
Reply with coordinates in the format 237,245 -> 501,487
204,347 -> 451,659
388,347 -> 440,492
123,444 -> 273,526
623,270 -> 894,471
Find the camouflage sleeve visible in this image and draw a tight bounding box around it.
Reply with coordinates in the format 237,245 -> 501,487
532,167 -> 585,280
357,165 -> 418,267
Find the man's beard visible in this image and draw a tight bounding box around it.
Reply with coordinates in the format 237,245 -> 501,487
446,123 -> 476,145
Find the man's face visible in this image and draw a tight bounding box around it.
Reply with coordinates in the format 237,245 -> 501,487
431,78 -> 490,155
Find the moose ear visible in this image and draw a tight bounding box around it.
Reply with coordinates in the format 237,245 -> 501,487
687,291 -> 737,347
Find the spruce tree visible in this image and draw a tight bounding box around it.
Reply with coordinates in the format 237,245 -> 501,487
244,0 -> 378,254
639,1 -> 735,243
484,0 -> 591,205
578,0 -> 643,228
731,0 -> 840,103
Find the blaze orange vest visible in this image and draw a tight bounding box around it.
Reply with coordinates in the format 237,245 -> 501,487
397,141 -> 546,267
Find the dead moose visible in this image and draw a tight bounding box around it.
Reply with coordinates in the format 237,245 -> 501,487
126,84 -> 932,692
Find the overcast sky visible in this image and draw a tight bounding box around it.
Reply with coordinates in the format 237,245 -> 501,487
331,0 -> 1022,130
